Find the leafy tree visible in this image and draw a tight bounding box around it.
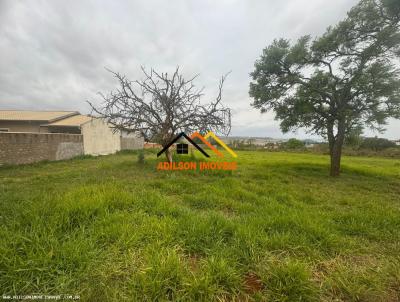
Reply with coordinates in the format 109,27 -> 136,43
283,138 -> 305,150
360,136 -> 396,150
89,67 -> 231,162
249,0 -> 400,176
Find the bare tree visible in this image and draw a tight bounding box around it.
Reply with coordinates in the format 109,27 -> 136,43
88,66 -> 231,162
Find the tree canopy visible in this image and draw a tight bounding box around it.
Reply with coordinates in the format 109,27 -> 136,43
89,67 -> 231,161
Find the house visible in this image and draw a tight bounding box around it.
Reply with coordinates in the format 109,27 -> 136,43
0,110 -> 143,164
0,110 -> 79,133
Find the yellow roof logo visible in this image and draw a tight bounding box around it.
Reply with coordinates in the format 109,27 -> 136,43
201,131 -> 238,158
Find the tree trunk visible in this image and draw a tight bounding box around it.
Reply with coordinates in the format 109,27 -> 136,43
329,142 -> 342,177
165,148 -> 173,163
328,120 -> 346,177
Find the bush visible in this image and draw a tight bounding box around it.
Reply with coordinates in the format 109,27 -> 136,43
282,138 -> 305,150
137,150 -> 145,164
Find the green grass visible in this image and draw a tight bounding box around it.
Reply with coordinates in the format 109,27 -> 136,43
0,150 -> 399,301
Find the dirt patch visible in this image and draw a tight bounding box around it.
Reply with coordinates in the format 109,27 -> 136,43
188,254 -> 201,272
387,281 -> 400,302
243,272 -> 263,294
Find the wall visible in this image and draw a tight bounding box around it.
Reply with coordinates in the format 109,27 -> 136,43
0,121 -> 47,133
120,132 -> 144,150
144,142 -> 162,149
81,118 -> 121,155
47,126 -> 81,134
0,132 -> 83,165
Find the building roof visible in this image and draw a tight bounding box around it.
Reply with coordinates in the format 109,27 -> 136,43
46,114 -> 93,127
157,132 -> 210,158
0,110 -> 79,122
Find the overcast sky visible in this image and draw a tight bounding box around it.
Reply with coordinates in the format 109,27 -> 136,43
0,0 -> 399,139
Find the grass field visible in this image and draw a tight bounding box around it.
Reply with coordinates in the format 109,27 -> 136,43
0,151 -> 399,301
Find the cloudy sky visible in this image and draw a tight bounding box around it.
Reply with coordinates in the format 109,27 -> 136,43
1,0 -> 399,139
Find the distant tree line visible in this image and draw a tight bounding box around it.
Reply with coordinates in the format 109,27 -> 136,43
227,136 -> 399,157
347,136 -> 397,150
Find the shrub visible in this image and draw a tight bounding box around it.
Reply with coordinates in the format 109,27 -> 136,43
282,138 -> 305,150
137,150 -> 145,164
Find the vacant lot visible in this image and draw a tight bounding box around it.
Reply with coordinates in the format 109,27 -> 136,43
0,151 -> 399,301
